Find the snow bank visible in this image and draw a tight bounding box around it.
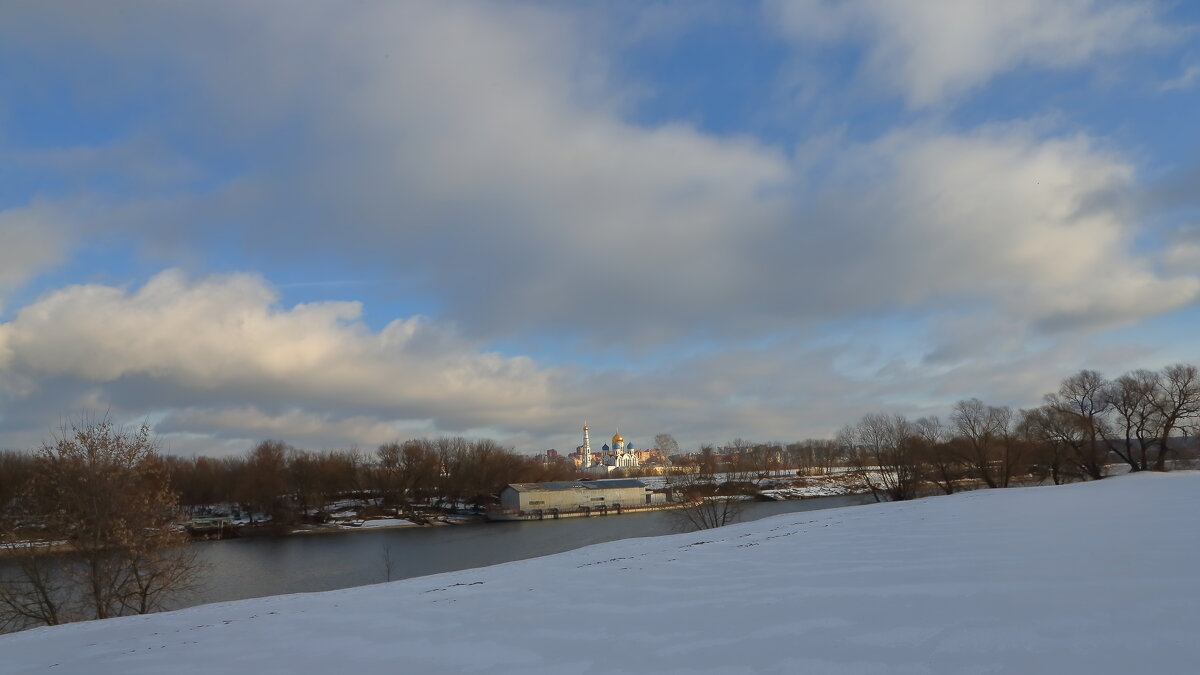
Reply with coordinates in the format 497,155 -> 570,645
4,472 -> 1198,674
348,518 -> 415,529
759,484 -> 861,499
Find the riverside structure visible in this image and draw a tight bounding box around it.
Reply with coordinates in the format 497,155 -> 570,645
489,478 -> 671,521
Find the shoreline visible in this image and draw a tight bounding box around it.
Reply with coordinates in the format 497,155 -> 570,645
4,472 -> 885,553
283,515 -> 482,536
1,516 -> 485,555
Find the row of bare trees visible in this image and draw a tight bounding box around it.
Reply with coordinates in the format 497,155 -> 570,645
1,426 -> 581,632
666,438 -> 851,477
4,432 -> 584,535
837,364 -> 1200,501
377,437 -> 576,510
163,436 -> 579,522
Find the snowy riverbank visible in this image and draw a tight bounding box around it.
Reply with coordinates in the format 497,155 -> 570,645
4,472 -> 1197,674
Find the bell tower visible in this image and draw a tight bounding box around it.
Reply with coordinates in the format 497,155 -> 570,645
582,423 -> 592,469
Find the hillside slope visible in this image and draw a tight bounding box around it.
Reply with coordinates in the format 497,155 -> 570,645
3,472 -> 1198,674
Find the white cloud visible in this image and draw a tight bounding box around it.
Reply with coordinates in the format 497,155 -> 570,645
792,124 -> 1200,332
1161,63 -> 1200,91
156,407 -> 409,450
0,270 -> 555,432
769,0 -> 1171,106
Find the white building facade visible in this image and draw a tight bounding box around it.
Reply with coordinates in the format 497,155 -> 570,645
578,425 -> 641,474
499,479 -> 664,513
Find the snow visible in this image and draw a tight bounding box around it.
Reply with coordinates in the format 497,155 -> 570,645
345,518 -> 415,529
759,484 -> 862,499
637,470 -> 876,499
0,539 -> 68,550
4,472 -> 1198,674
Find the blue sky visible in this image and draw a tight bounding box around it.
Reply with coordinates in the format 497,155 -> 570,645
2,0 -> 1199,456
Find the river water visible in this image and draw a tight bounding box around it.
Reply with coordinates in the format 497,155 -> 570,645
182,494 -> 873,609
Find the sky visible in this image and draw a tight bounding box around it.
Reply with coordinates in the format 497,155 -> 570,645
1,0 -> 1199,457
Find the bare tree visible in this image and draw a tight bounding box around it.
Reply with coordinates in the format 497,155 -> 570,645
913,416 -> 963,494
236,440 -> 290,523
1102,370 -> 1159,471
669,444 -> 751,531
1020,406 -> 1082,485
1,416 -> 199,631
952,399 -> 1002,488
1101,365 -> 1200,471
749,442 -> 785,478
787,439 -> 841,475
376,442 -> 405,506
1044,370 -> 1108,480
0,450 -> 35,513
287,448 -> 322,517
654,433 -> 679,466
846,413 -> 921,501
1149,363 -> 1200,471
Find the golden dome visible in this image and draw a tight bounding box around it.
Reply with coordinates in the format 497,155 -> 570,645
612,431 -> 624,446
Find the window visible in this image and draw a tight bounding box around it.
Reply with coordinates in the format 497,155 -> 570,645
529,500 -> 545,506
590,496 -> 606,502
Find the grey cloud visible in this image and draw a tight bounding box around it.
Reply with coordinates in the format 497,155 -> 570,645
0,271 -> 1189,456
768,0 -> 1174,107
2,1 -> 1198,455
4,2 -> 1191,345
0,203 -> 71,307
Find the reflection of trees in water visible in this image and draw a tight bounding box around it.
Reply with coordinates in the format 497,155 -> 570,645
667,445 -> 761,531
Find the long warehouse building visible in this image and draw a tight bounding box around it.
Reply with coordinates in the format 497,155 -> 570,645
498,478 -> 666,513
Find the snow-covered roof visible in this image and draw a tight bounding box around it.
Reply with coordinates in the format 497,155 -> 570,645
506,479 -> 647,492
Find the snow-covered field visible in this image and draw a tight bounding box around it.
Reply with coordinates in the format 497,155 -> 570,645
4,472 -> 1197,674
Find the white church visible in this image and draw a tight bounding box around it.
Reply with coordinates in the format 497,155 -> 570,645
578,424 -> 641,473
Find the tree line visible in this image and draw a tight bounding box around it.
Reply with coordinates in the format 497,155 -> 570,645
4,437 -> 579,529
0,427 -> 581,632
163,437 -> 579,522
3,362 -> 1197,629
5,364 -> 1190,524
836,364 -> 1200,502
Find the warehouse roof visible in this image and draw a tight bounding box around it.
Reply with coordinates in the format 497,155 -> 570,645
506,479 -> 647,492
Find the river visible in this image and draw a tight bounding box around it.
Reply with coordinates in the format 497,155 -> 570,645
0,494 -> 876,620
182,494 -> 873,609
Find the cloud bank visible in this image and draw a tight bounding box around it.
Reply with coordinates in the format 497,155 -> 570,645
0,0 -> 1196,454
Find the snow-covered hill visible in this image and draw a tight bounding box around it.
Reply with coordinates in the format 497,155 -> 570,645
4,472 -> 1198,674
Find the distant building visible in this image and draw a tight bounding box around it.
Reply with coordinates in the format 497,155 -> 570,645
634,448 -> 664,465
499,478 -> 665,513
569,424 -> 642,473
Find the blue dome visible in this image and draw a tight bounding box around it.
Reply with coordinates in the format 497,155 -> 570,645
626,442 -> 634,449
602,444 -> 610,451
